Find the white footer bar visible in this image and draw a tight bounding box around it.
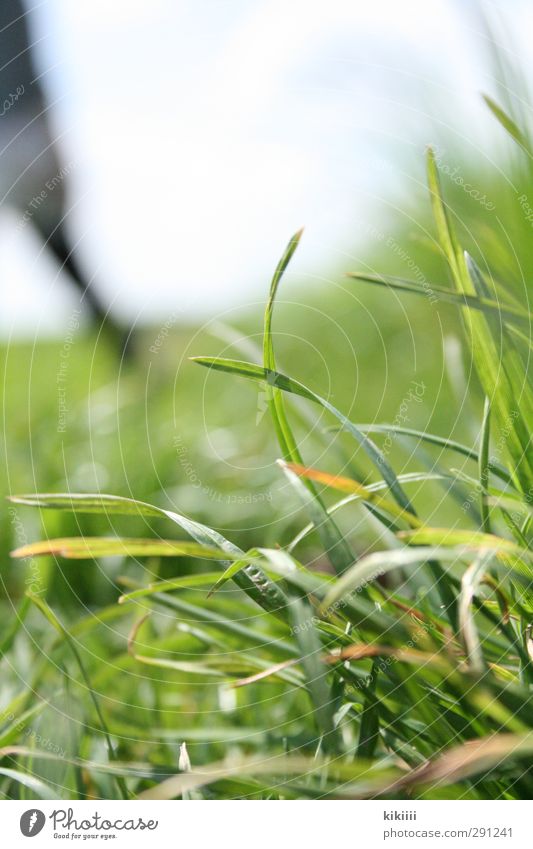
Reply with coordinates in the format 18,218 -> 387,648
2,799 -> 530,848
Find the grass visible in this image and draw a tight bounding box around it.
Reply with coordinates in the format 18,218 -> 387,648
1,94 -> 532,799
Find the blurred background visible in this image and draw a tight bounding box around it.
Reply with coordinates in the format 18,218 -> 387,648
2,0 -> 532,590
3,0 -> 532,331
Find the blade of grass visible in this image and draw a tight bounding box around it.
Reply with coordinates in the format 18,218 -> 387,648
319,546 -> 466,613
395,730 -> 533,792
282,461 -> 421,528
207,550 -> 262,598
0,766 -> 59,799
479,398 -> 492,533
8,493 -> 288,618
426,147 -> 533,493
483,94 -> 531,153
190,358 -> 415,514
27,593 -> 130,800
343,424 -> 513,486
459,552 -> 496,674
262,230 -> 355,575
232,658 -> 302,688
346,270 -> 533,331
118,578 -> 297,658
11,537 -> 237,561
137,753 -> 403,800
120,572 -> 228,603
263,228 -> 304,458
287,594 -> 338,754
0,595 -> 31,659
276,461 -> 360,571
357,659 -> 381,758
399,527 -> 531,557
286,471 -> 455,553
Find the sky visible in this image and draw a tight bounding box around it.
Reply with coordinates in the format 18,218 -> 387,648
2,0 -> 530,335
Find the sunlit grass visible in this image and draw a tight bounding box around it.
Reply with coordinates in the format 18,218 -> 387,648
1,94 -> 532,800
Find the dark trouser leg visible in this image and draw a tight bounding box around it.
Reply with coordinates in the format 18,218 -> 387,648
46,224 -> 110,325
44,223 -> 133,357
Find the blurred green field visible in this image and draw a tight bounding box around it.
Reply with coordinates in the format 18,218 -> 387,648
1,89 -> 532,799
4,140 -> 524,597
2,270 -> 467,593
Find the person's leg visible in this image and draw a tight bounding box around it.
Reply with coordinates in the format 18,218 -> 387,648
47,225 -> 108,325
46,224 -> 134,358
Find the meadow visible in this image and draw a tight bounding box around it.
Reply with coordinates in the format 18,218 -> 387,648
1,91 -> 532,799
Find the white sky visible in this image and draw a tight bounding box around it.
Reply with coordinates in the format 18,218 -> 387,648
3,0 -> 531,335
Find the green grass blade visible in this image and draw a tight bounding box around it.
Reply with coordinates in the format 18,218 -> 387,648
0,595 -> 31,659
287,471 -> 447,552
276,461 -> 360,571
479,398 -> 492,533
357,659 -> 381,759
192,356 -> 459,624
459,552 -> 495,674
263,229 -> 305,460
347,271 -> 533,331
8,493 -> 288,617
319,546 -> 466,613
190,358 -> 415,513
262,230 -> 355,575
137,754 -> 403,800
399,527 -> 531,560
0,767 -> 59,799
397,731 -> 533,792
11,537 -> 237,561
482,94 -> 531,153
343,424 -> 513,486
282,461 -> 421,528
206,551 -> 262,598
119,573 -> 231,603
27,594 -> 130,800
284,595 -> 339,752
119,578 -> 297,658
426,147 -> 533,493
